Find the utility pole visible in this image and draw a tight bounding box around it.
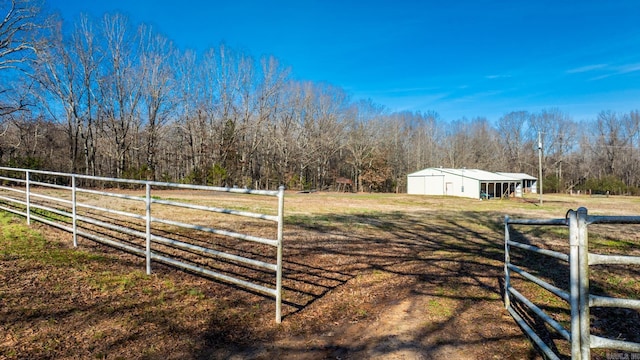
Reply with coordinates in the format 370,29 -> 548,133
538,131 -> 543,206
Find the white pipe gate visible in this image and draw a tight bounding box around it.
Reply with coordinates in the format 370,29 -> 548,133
0,167 -> 286,323
505,207 -> 640,359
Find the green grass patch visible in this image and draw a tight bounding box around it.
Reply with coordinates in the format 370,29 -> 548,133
427,298 -> 453,317
590,235 -> 637,250
31,207 -> 71,223
186,288 -> 205,299
88,270 -> 147,293
0,212 -> 108,266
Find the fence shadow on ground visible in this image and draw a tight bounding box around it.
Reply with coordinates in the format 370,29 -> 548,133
189,209 -> 546,359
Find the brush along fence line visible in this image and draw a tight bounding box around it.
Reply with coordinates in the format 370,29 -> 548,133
0,167 -> 285,323
505,208 -> 640,359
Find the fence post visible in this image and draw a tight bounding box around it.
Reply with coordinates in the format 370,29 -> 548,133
568,209 -> 581,360
275,185 -> 285,323
504,215 -> 511,309
145,183 -> 152,275
577,207 -> 590,360
25,170 -> 30,225
72,175 -> 77,247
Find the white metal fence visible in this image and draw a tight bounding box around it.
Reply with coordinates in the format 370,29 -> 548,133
505,207 -> 640,359
0,167 -> 286,323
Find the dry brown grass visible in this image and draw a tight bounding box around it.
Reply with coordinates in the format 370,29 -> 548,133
1,191 -> 639,359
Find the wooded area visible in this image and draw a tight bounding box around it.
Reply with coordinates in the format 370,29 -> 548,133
1,0 -> 640,194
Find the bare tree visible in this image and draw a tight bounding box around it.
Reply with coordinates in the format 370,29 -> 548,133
198,44 -> 243,185
270,80 -> 304,188
464,117 -> 501,170
591,110 -> 640,180
33,13 -> 106,175
295,82 -> 320,190
98,13 -> 144,177
404,110 -> 442,171
377,112 -> 412,192
0,0 -> 44,116
173,49 -> 204,180
244,55 -> 289,188
311,83 -> 348,189
442,118 -> 471,168
624,111 -> 640,188
530,108 -> 576,191
139,26 -> 175,180
74,15 -> 101,176
346,99 -> 384,192
496,111 -> 534,172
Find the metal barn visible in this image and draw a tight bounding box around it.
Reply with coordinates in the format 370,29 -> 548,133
407,168 -> 536,199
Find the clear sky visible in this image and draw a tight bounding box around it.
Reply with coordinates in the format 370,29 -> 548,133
47,0 -> 640,122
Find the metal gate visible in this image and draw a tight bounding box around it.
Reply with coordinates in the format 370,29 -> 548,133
505,207 -> 640,359
0,167 -> 286,323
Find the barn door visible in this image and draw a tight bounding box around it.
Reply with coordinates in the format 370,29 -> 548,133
445,182 -> 453,195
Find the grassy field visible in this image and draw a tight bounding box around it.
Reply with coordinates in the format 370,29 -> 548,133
1,192 -> 639,359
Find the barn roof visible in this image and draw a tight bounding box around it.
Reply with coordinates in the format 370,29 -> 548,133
496,172 -> 538,181
408,168 -> 535,182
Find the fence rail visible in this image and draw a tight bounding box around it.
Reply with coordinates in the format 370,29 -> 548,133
505,207 -> 640,359
0,167 -> 286,323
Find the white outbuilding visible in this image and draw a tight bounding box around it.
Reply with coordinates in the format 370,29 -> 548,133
407,168 -> 537,199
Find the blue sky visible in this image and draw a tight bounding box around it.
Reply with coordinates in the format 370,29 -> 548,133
48,0 -> 640,122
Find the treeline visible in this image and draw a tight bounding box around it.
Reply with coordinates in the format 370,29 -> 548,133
1,1 -> 640,194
